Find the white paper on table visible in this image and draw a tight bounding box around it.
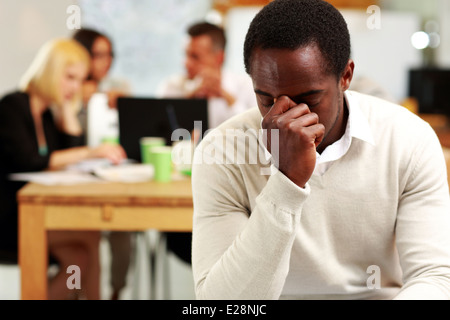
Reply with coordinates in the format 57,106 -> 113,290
10,160 -> 154,185
92,164 -> 154,183
9,171 -> 103,186
65,158 -> 114,173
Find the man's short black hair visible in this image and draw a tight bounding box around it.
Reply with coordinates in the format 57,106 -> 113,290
188,22 -> 226,51
243,0 -> 351,78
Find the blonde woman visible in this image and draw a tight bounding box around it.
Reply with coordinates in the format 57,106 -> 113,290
0,38 -> 127,299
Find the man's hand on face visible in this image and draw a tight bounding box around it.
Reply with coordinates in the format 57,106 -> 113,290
262,95 -> 325,188
190,66 -> 222,98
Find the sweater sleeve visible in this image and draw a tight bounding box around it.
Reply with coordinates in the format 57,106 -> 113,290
191,139 -> 310,299
394,125 -> 450,299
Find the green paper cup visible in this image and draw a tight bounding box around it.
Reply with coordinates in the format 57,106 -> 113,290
151,146 -> 173,182
102,136 -> 120,145
172,140 -> 193,176
140,137 -> 165,164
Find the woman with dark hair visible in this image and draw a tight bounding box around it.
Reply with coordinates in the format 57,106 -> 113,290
73,28 -> 130,128
73,29 -> 121,107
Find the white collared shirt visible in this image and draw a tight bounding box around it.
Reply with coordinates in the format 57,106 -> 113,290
260,91 -> 375,176
314,91 -> 375,175
156,71 -> 256,129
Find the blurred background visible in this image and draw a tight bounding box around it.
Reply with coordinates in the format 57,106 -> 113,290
1,0 -> 449,104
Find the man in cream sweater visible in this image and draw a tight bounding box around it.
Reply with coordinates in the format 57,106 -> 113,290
191,0 -> 450,299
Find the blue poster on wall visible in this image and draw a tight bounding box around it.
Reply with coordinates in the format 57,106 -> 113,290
78,0 -> 212,96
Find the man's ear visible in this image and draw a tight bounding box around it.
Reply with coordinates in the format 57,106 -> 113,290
216,50 -> 225,67
340,59 -> 354,91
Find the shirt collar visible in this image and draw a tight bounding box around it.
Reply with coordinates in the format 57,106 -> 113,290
345,90 -> 375,146
316,90 -> 375,164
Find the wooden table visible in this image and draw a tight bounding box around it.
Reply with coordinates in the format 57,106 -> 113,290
419,113 -> 450,148
17,178 -> 193,300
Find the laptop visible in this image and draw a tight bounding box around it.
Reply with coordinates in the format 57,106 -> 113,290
117,97 -> 208,162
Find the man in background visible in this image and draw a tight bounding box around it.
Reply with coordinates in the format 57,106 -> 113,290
157,21 -> 256,266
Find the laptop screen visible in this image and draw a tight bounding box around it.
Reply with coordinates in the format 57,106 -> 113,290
117,97 -> 208,162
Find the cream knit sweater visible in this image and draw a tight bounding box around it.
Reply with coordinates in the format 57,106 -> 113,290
191,91 -> 450,300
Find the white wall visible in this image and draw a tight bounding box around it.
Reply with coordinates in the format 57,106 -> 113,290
223,6 -> 422,103
0,0 -> 77,96
223,6 -> 261,75
379,0 -> 450,68
342,9 -> 421,102
437,0 -> 450,67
